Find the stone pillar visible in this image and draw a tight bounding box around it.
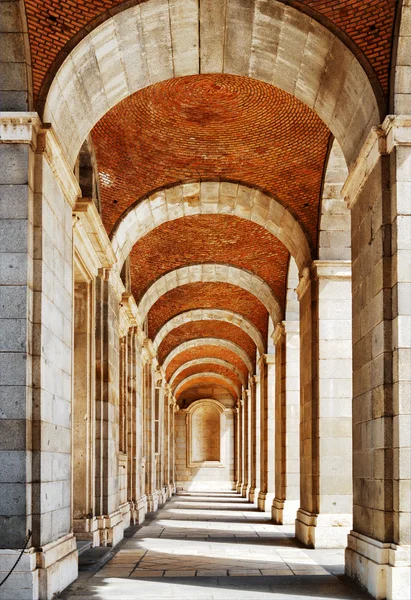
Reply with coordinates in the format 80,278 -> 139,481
163,388 -> 170,497
171,401 -> 177,491
143,343 -> 158,512
0,115 -> 78,599
236,398 -> 243,492
295,260 -> 353,548
343,117 -> 411,600
249,376 -> 261,503
94,268 -> 123,546
258,355 -> 275,511
126,329 -> 137,522
272,321 -> 300,524
72,277 -> 98,544
241,388 -> 251,497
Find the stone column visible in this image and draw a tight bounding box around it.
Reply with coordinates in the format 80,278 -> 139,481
0,115 -> 78,599
95,268 -> 123,546
236,398 -> 243,493
241,388 -> 251,497
295,260 -> 353,548
258,355 -> 276,511
343,117 -> 411,600
249,376 -> 261,503
72,277 -> 98,544
143,343 -> 158,512
171,401 -> 177,492
272,321 -> 300,524
163,388 -> 170,497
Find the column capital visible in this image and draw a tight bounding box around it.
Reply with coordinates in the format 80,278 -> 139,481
295,267 -> 311,301
0,112 -> 41,144
272,322 -> 285,345
343,115 -> 411,209
97,266 -> 111,281
312,260 -> 351,280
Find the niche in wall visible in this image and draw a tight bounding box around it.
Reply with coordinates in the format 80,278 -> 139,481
186,399 -> 226,468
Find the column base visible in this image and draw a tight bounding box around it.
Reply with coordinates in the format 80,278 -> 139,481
236,482 -> 243,493
272,498 -> 299,525
248,487 -> 260,504
73,516 -> 100,547
147,491 -> 160,512
96,509 -> 124,547
346,531 -> 411,600
257,491 -> 275,512
167,483 -> 176,498
0,533 -> 78,600
241,483 -> 249,498
131,495 -> 148,525
295,509 -> 352,548
120,501 -> 132,530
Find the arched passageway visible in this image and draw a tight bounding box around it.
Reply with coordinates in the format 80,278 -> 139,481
0,1 -> 410,600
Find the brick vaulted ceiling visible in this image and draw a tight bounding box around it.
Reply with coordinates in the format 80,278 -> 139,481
25,0 -> 396,104
93,75 -> 330,245
24,0 -> 397,396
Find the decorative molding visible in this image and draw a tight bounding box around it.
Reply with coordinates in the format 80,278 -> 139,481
0,112 -> 41,144
73,198 -> 116,268
343,115 -> 411,209
272,322 -> 286,345
312,260 -> 351,280
295,267 -> 311,300
37,125 -> 81,208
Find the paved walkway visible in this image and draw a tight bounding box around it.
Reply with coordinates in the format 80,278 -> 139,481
59,492 -> 371,599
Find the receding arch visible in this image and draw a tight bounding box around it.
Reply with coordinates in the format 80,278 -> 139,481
171,363 -> 242,395
175,373 -> 240,400
318,139 -> 350,261
163,338 -> 253,375
154,309 -> 264,355
170,358 -> 246,388
44,0 -> 379,167
111,181 -> 311,271
139,264 -> 281,325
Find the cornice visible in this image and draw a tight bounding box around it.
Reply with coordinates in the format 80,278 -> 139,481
342,115 -> 411,209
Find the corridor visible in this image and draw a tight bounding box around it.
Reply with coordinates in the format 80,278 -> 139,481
59,493 -> 370,600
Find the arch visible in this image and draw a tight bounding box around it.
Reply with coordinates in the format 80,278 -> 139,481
44,0 -> 379,168
154,309 -> 264,355
186,398 -> 227,414
170,359 -> 246,388
318,139 -> 350,261
163,338 -> 253,375
174,373 -> 240,399
112,181 -> 311,271
139,264 -> 282,325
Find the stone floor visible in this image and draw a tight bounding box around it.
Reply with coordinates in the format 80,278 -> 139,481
59,492 -> 371,599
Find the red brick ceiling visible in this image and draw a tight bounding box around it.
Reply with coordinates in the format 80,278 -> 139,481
176,375 -> 237,400
165,346 -> 250,383
130,215 -> 289,304
148,282 -> 268,344
94,75 -> 330,249
157,321 -> 258,367
25,0 -> 395,104
172,364 -> 242,392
